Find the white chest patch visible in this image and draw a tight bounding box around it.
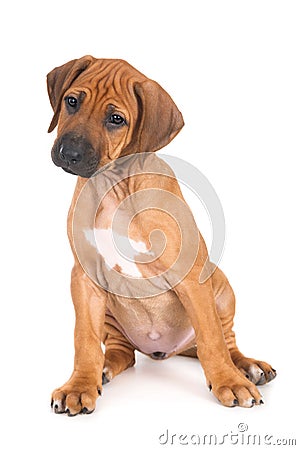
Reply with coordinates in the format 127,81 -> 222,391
84,228 -> 152,278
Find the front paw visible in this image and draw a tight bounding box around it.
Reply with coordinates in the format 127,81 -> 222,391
51,372 -> 102,416
209,369 -> 264,408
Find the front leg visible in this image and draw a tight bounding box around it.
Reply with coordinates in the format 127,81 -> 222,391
51,264 -> 106,416
175,271 -> 263,408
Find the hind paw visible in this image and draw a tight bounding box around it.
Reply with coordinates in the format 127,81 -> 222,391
235,357 -> 276,385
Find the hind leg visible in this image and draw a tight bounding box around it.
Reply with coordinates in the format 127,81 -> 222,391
102,315 -> 136,385
212,267 -> 276,386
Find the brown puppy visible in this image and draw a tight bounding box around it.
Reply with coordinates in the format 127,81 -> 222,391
47,56 -> 276,416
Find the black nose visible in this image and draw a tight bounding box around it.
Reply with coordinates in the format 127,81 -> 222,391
59,144 -> 83,165
150,352 -> 167,360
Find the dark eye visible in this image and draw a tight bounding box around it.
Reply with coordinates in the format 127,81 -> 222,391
67,96 -> 78,107
108,114 -> 125,125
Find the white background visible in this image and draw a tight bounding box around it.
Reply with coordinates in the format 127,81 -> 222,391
1,1 -> 299,449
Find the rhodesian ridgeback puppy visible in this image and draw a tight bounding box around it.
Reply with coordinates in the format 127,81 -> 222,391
47,56 -> 276,416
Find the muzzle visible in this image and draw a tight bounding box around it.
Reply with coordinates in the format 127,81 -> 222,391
51,132 -> 100,178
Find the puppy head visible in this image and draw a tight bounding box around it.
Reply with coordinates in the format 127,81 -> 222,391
47,56 -> 184,177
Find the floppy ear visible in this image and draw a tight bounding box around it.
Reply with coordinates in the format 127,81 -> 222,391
47,55 -> 95,132
128,79 -> 184,153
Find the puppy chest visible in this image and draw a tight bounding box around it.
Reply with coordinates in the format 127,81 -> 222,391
84,227 -> 153,278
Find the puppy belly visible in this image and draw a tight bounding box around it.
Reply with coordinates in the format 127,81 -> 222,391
106,292 -> 195,357
128,325 -> 195,356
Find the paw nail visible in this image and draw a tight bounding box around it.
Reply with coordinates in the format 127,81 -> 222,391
81,407 -> 88,414
208,384 -> 212,391
54,404 -> 58,410
98,388 -> 102,396
271,368 -> 276,372
251,398 -> 256,406
102,373 -> 110,385
260,399 -> 264,404
233,399 -> 238,406
245,374 -> 250,379
51,400 -> 54,408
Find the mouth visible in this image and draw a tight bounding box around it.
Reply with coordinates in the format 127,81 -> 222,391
52,153 -> 99,178
62,166 -> 77,175
53,157 -> 99,177
60,165 -> 98,178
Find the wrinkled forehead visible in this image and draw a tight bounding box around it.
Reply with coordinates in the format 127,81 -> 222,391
71,59 -> 147,106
